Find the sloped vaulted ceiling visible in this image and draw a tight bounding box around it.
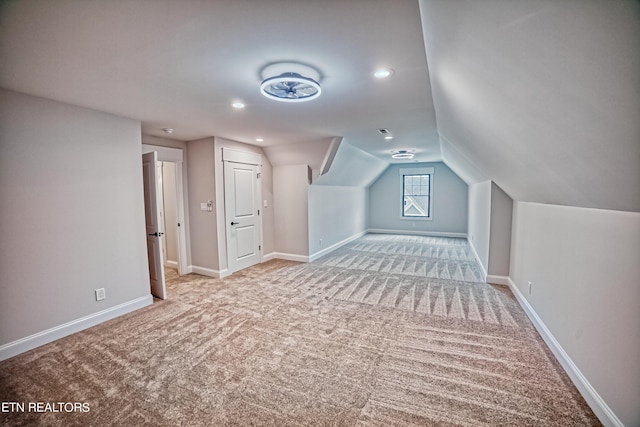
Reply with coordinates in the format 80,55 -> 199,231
419,0 -> 640,213
0,0 -> 637,207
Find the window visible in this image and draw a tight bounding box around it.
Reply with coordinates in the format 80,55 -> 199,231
399,167 -> 433,220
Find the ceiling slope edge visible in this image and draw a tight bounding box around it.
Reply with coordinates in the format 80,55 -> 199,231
312,140 -> 388,188
439,135 -> 489,186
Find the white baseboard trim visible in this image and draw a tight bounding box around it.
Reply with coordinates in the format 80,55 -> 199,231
262,252 -> 277,262
467,240 -> 488,282
0,295 -> 153,362
507,277 -> 622,427
309,231 -> 366,262
367,228 -> 467,239
269,252 -> 310,263
164,260 -> 178,270
486,275 -> 509,286
189,265 -> 229,278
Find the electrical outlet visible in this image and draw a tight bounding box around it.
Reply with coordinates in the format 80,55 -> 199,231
527,281 -> 532,295
95,288 -> 106,301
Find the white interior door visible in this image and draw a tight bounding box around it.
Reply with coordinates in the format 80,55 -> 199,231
224,160 -> 261,274
142,151 -> 167,299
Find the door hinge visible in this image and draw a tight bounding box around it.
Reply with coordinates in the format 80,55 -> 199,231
257,172 -> 261,179
259,245 -> 261,251
258,209 -> 260,216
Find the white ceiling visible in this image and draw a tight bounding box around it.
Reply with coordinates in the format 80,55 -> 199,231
0,0 -> 438,164
1,0 -> 638,211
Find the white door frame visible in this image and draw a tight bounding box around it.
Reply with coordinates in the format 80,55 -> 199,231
142,144 -> 188,275
156,162 -> 168,267
142,151 -> 167,299
222,148 -> 263,274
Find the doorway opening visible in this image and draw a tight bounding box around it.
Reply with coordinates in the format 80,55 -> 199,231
158,161 -> 180,278
142,145 -> 188,299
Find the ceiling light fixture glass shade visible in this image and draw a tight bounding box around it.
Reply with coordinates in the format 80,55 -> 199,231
260,72 -> 321,102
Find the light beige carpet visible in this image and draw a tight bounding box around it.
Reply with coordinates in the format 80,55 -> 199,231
0,235 -> 600,426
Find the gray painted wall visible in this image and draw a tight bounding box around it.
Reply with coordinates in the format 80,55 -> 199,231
186,137 -> 218,270
308,185 -> 368,257
468,180 -> 514,278
0,89 -> 150,345
468,181 -> 491,275
273,165 -> 309,257
186,137 -> 274,273
369,162 -> 468,235
510,202 -> 640,427
488,182 -> 512,277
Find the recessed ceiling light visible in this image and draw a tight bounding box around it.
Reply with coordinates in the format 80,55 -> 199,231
373,68 -> 394,79
162,128 -> 174,134
231,101 -> 245,109
391,149 -> 415,159
255,137 -> 264,142
384,135 -> 394,140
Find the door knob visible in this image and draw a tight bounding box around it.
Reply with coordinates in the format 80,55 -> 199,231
230,221 -> 238,226
147,232 -> 164,237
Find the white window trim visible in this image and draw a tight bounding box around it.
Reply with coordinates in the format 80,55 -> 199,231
399,167 -> 434,221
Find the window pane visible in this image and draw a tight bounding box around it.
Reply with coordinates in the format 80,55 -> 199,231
402,173 -> 431,218
415,195 -> 428,215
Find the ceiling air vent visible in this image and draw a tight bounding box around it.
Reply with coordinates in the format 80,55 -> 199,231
377,128 -> 390,135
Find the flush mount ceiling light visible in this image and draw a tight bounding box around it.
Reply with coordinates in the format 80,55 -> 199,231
231,101 -> 246,109
162,128 -> 174,134
260,63 -> 321,103
391,149 -> 415,159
